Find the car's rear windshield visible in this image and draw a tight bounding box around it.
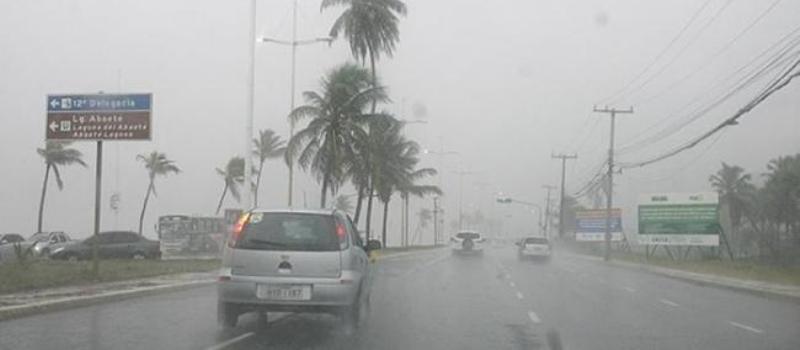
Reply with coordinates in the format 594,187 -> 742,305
238,213 -> 339,252
525,237 -> 548,244
456,232 -> 481,240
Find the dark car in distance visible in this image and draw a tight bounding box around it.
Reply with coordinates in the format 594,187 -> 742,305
50,231 -> 161,261
0,233 -> 25,245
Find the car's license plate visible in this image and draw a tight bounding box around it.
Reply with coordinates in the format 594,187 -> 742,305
256,284 -> 312,300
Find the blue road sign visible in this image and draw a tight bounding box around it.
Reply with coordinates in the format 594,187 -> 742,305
47,94 -> 151,112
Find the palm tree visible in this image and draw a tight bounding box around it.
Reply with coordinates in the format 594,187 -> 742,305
709,162 -> 755,229
215,157 -> 245,215
398,168 -> 441,246
367,118 -> 439,247
286,63 -> 388,208
333,195 -> 354,214
36,141 -> 87,232
709,162 -> 755,256
322,0 -> 407,110
253,129 -> 286,207
136,151 -> 180,235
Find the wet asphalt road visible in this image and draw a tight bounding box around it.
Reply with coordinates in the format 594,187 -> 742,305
1,246 -> 799,350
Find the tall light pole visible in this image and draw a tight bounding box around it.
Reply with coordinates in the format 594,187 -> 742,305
453,169 -> 475,230
542,185 -> 556,238
260,0 -> 332,207
243,0 -> 257,211
423,148 -> 459,241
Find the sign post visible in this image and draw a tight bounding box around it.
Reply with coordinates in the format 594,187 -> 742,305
46,93 -> 152,276
637,192 -> 720,246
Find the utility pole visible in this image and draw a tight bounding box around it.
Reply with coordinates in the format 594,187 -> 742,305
542,185 -> 556,238
552,153 -> 577,239
593,106 -> 634,261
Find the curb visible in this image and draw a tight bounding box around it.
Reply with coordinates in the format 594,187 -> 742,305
564,252 -> 800,303
0,279 -> 215,322
372,247 -> 446,262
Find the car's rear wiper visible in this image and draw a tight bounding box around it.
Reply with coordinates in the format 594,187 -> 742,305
245,239 -> 287,247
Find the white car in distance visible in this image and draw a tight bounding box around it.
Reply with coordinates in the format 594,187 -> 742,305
450,231 -> 485,256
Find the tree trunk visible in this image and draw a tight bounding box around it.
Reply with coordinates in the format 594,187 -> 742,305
353,185 -> 365,224
382,198 -> 390,248
405,194 -> 410,246
37,164 -> 52,233
369,50 -> 377,114
254,161 -> 265,207
365,184 -> 374,242
320,173 -> 330,208
138,180 -> 154,235
216,183 -> 229,215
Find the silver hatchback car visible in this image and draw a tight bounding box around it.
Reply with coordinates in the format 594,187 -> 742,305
217,209 -> 381,328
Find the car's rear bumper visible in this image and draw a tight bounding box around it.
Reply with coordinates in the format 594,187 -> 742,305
519,249 -> 551,257
217,271 -> 361,310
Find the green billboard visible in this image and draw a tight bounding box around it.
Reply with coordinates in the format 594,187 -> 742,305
638,192 -> 720,246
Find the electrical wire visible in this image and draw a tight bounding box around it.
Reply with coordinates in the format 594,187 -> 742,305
619,56 -> 800,169
616,32 -> 800,154
595,0 -> 714,106
635,0 -> 785,106
608,0 -> 734,106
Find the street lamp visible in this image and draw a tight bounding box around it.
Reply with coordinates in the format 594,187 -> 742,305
259,0 -> 332,207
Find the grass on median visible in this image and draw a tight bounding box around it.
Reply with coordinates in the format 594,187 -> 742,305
0,259 -> 220,295
611,252 -> 800,287
567,243 -> 800,286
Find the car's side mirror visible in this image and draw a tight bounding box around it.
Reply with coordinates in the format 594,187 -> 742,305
365,239 -> 382,252
515,241 -> 522,247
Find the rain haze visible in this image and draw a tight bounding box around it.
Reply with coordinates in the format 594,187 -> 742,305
1,1 -> 799,349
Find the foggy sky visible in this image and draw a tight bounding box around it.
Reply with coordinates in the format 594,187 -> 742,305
1,0 -> 798,243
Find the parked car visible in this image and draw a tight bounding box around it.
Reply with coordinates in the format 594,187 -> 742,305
450,231 -> 485,255
217,209 -> 381,329
0,233 -> 25,245
27,231 -> 72,257
516,236 -> 552,261
50,231 -> 161,261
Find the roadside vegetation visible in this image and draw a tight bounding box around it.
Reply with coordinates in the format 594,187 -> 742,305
0,259 -> 220,295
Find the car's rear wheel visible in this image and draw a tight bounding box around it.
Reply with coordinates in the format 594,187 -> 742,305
217,302 -> 240,328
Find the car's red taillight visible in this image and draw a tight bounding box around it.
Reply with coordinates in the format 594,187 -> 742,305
336,223 -> 347,243
228,212 -> 251,248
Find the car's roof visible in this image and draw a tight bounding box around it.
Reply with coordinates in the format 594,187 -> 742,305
456,230 -> 481,234
251,208 -> 339,216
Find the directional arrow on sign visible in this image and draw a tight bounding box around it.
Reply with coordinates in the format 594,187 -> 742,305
49,121 -> 58,132
49,99 -> 60,109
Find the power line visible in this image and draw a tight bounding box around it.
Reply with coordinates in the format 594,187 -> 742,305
616,32 -> 800,154
619,56 -> 800,169
635,0 -> 785,106
596,0 -> 714,106
609,0 -> 734,106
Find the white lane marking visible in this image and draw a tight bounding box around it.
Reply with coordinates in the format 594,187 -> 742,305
516,291 -> 524,300
528,311 -> 541,324
205,332 -> 255,350
659,298 -> 679,307
728,321 -> 764,334
624,286 -> 637,293
509,281 -> 516,288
